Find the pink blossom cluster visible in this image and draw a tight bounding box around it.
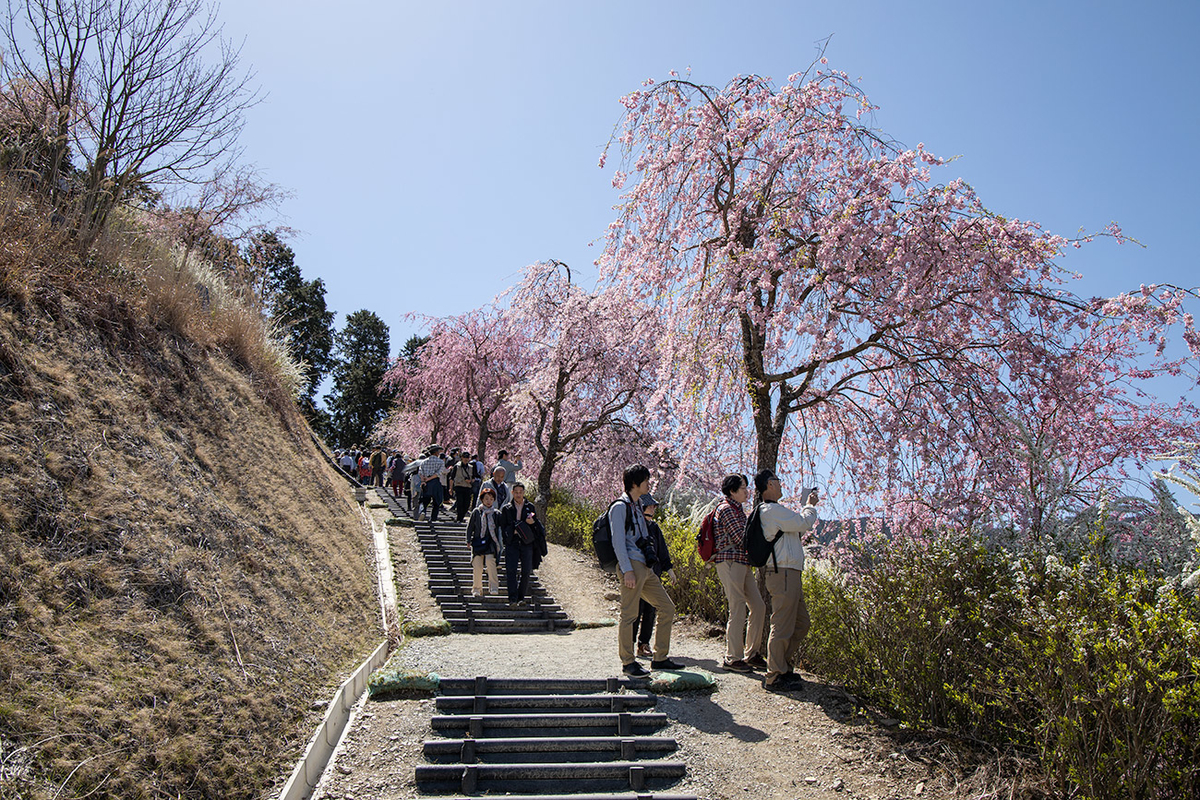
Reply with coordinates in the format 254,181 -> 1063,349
595,67 -> 1199,534
375,66 -> 1198,537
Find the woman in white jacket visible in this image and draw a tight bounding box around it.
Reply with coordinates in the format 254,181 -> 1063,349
753,469 -> 819,691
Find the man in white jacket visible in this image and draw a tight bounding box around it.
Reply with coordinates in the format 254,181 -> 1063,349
753,469 -> 819,691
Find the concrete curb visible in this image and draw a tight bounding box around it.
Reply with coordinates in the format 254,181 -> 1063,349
277,640 -> 389,800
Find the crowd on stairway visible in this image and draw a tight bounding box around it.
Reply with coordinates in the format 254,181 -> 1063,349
332,443 -> 821,692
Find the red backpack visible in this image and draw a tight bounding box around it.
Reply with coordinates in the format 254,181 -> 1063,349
696,507 -> 718,563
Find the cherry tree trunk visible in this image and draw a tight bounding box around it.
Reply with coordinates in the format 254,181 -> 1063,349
534,457 -> 555,522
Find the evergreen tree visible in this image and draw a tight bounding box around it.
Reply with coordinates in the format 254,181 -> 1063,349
244,232 -> 335,416
325,310 -> 392,447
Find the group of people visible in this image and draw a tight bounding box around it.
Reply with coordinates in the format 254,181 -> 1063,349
410,444 -> 545,608
338,443 -> 820,691
340,443 -> 544,607
334,444 -> 524,526
609,464 -> 818,691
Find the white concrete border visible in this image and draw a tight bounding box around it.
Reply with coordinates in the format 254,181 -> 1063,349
276,640 -> 389,800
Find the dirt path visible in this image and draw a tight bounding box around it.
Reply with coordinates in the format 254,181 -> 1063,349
313,507 -> 955,800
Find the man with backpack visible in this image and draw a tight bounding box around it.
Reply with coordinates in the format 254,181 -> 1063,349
416,446 -> 448,522
752,469 -> 819,691
610,464 -> 681,676
479,466 -> 510,511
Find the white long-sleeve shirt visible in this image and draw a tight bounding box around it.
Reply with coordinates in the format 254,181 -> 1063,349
757,501 -> 818,571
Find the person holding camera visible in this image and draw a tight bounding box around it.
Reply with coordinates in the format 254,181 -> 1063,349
753,469 -> 820,691
632,492 -> 675,659
611,464 -> 680,676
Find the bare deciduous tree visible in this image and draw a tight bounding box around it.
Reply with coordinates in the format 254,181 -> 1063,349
2,0 -> 258,250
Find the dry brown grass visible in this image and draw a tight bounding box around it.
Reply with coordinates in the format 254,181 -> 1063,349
0,185 -> 381,798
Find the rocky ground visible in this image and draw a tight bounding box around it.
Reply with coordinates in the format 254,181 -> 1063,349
311,505 -> 960,800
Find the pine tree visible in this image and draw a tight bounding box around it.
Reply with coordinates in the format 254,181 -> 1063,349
324,310 -> 392,447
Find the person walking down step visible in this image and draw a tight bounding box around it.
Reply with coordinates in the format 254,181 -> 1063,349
612,464 -> 680,676
479,466 -> 510,511
416,446 -> 447,523
451,451 -> 480,523
500,483 -> 545,607
712,473 -> 767,672
466,486 -> 503,596
631,493 -> 675,660
753,469 -> 819,691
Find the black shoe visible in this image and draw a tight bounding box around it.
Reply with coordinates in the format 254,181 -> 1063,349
763,673 -> 804,692
622,661 -> 649,676
650,658 -> 684,671
722,659 -> 752,673
744,653 -> 767,670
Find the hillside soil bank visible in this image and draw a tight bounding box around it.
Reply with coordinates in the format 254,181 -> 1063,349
0,301 -> 380,799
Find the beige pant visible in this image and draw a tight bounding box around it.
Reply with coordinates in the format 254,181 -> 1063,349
716,560 -> 766,661
618,560 -> 675,664
763,567 -> 809,682
471,554 -> 498,595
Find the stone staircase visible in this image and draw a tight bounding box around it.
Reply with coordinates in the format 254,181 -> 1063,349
372,487 -> 574,633
418,518 -> 574,633
416,676 -> 695,799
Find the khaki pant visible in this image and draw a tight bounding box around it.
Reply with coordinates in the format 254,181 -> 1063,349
716,561 -> 766,661
471,554 -> 498,595
618,560 -> 674,664
763,567 -> 809,682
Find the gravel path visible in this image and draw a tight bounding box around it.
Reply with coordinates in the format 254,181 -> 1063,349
311,509 -> 957,800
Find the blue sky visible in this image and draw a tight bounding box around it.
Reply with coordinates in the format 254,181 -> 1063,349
219,0 -> 1198,354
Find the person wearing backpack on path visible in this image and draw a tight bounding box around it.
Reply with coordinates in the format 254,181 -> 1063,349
753,469 -> 819,691
612,464 -> 681,676
416,446 -> 448,522
712,473 -> 767,673
631,493 -> 675,659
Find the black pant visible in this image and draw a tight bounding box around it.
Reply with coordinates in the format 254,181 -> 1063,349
506,541 -> 534,602
420,481 -> 443,522
631,599 -> 655,646
454,487 -> 474,521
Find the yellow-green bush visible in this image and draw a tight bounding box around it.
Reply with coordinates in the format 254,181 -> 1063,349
803,532 -> 1200,800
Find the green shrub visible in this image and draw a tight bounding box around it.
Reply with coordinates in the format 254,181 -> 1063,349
655,510 -> 727,623
544,488 -> 596,551
803,531 -> 1200,800
402,619 -> 451,638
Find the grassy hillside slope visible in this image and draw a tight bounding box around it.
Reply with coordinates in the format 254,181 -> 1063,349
0,269 -> 379,795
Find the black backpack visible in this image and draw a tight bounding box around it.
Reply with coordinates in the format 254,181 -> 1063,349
592,500 -> 634,572
744,503 -> 783,571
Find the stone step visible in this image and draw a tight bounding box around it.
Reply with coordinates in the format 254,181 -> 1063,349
422,735 -> 677,762
414,760 -> 688,792
431,712 -> 669,738
449,619 -> 571,634
439,677 -> 644,695
436,693 -> 656,714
